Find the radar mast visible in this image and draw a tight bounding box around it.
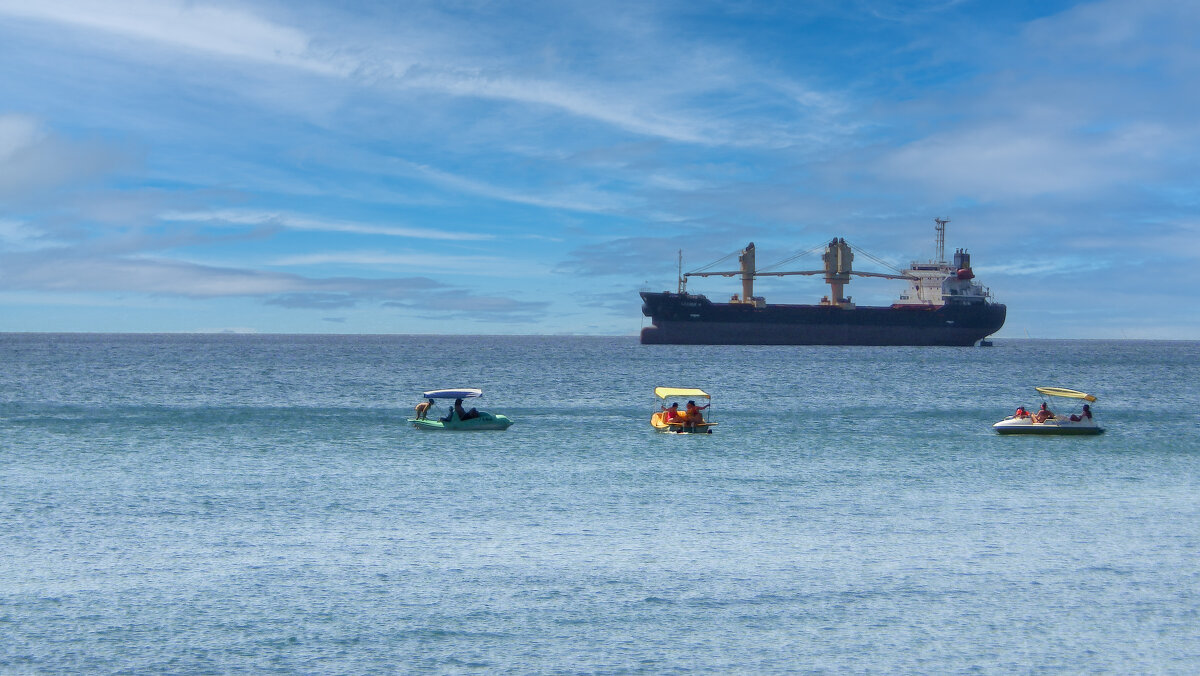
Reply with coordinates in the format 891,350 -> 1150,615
677,250 -> 686,294
934,217 -> 949,263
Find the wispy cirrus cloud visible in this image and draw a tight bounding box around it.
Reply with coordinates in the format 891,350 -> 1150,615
0,0 -> 350,75
0,249 -> 549,321
0,1 -> 837,149
395,160 -> 632,213
160,209 -> 493,241
385,293 -> 549,323
270,250 -> 552,277
555,236 -> 691,277
0,252 -> 362,297
396,70 -> 717,145
0,218 -> 63,252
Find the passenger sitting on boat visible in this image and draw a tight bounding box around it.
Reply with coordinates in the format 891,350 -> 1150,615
415,398 -> 434,420
1069,404 -> 1092,422
1033,402 -> 1054,423
684,400 -> 710,430
661,402 -> 682,422
454,398 -> 480,421
1013,405 -> 1030,419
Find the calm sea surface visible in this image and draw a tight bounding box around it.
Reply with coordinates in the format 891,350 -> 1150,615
2,334 -> 1198,673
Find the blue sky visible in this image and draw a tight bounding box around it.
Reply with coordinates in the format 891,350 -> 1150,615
1,0 -> 1197,337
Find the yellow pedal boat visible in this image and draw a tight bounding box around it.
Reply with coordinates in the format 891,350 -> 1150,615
651,386 -> 717,434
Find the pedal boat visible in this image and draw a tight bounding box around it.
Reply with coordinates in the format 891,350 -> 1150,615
993,387 -> 1104,435
408,388 -> 514,431
651,386 -> 717,434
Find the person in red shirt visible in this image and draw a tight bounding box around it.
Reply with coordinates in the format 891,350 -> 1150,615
661,402 -> 681,423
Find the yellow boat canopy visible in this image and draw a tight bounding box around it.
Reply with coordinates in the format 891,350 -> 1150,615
1035,387 -> 1097,402
655,387 -> 710,400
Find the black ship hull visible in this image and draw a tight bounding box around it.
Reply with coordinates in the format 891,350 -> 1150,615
640,292 -> 1006,346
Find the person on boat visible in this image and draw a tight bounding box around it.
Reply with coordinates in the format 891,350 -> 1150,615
414,398 -> 434,420
1069,404 -> 1093,422
661,402 -> 682,423
684,400 -> 710,431
1013,405 -> 1030,419
454,398 -> 480,421
1033,402 -> 1055,423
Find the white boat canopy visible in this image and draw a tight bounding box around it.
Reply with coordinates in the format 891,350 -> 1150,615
422,388 -> 483,399
655,387 -> 710,400
1034,387 -> 1097,402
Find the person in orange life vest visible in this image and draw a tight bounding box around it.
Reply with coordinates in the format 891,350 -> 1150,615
1013,405 -> 1030,419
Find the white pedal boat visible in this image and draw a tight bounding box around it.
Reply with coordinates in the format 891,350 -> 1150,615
993,387 -> 1104,435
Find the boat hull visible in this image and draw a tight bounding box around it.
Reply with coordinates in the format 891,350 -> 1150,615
640,292 -> 1006,346
992,419 -> 1104,435
409,413 -> 513,431
650,411 -> 715,434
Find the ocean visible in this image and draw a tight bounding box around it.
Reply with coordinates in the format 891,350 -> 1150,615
2,334 -> 1198,673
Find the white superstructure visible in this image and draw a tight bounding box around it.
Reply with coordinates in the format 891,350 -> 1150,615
894,219 -> 994,307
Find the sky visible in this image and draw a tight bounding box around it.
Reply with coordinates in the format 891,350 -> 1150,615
1,0 -> 1198,338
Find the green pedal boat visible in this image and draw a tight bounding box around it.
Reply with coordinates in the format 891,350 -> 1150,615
408,388 -> 514,431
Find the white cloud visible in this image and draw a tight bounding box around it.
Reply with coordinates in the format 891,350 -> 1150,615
0,251 -> 448,298
269,250 -> 553,277
0,114 -> 41,158
0,0 -> 350,75
0,114 -> 126,199
879,125 -> 1141,200
398,161 -> 632,213
869,1 -> 1198,203
977,257 -> 1113,278
0,1 -> 836,149
400,70 -> 715,145
0,248 -> 553,321
0,218 -> 59,251
160,209 -> 493,241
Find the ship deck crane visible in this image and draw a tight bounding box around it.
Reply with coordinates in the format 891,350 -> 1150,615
683,238 -> 915,307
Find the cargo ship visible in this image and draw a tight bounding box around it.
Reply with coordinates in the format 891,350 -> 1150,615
640,219 -> 1005,346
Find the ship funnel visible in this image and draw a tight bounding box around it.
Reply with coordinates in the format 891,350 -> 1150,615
953,249 -> 971,270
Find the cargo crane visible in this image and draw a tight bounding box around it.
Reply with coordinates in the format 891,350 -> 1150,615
681,238 -> 916,309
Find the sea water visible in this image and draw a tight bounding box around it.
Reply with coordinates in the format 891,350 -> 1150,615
1,334 -> 1198,673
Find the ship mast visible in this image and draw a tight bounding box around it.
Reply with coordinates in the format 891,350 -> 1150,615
677,249 -> 686,294
934,217 -> 949,263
